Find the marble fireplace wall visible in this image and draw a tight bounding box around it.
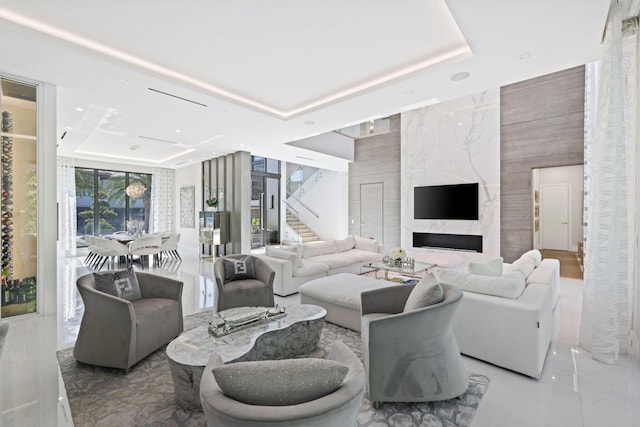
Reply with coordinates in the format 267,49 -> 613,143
400,90 -> 500,259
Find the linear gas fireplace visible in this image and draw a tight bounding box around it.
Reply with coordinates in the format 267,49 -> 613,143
413,232 -> 483,253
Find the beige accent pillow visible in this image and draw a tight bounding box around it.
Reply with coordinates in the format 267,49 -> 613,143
403,273 -> 444,312
353,235 -> 379,253
336,236 -> 355,252
212,358 -> 348,406
467,257 -> 504,276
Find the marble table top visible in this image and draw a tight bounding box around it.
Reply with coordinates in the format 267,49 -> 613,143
166,304 -> 326,367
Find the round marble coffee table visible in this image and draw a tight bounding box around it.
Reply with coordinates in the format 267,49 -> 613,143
166,304 -> 327,410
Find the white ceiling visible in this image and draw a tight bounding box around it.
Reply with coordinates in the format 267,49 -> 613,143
0,0 -> 611,172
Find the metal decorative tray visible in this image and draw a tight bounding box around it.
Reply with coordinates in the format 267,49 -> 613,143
208,306 -> 287,337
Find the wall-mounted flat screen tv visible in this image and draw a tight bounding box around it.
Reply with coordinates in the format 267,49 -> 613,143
414,183 -> 479,220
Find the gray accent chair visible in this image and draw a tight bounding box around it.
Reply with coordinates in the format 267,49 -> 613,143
214,254 -> 275,312
361,283 -> 468,407
199,340 -> 365,427
74,271 -> 183,374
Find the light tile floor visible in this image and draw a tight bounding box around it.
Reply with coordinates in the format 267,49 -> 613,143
1,249 -> 639,426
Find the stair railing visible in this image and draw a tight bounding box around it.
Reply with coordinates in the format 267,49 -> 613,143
286,165 -> 322,199
285,193 -> 319,218
283,201 -> 302,243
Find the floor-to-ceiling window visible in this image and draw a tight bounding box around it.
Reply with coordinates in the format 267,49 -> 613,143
75,168 -> 151,237
251,156 -> 280,249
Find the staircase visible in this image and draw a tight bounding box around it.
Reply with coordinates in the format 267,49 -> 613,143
285,211 -> 320,243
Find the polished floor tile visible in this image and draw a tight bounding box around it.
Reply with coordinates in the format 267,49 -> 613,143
1,250 -> 639,426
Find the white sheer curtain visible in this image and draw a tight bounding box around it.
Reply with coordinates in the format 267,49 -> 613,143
149,167 -> 175,233
580,3 -> 637,363
57,156 -> 77,255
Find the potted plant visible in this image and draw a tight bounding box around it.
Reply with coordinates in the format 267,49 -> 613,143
205,188 -> 218,211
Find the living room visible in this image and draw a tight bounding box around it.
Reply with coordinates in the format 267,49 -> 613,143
1,1 -> 639,426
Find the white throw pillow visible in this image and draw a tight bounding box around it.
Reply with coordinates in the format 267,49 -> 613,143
403,273 -> 445,311
336,236 -> 355,252
509,256 -> 536,279
435,268 -> 526,299
522,249 -> 543,267
353,235 -> 379,253
302,240 -> 338,258
265,246 -> 302,270
467,257 -> 504,276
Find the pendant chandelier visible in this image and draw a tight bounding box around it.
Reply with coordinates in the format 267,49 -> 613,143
125,182 -> 147,200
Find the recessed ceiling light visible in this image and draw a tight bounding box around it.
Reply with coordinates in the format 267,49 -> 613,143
304,120 -> 315,126
457,122 -> 463,127
450,71 -> 470,81
75,107 -> 84,112
65,126 -> 72,130
176,129 -> 181,133
518,52 -> 532,60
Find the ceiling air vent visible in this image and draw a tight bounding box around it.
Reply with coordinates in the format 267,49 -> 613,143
148,88 -> 207,107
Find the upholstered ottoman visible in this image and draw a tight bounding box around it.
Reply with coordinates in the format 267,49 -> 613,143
299,273 -> 395,332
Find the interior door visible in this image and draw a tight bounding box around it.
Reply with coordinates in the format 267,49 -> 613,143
541,183 -> 570,250
360,182 -> 383,242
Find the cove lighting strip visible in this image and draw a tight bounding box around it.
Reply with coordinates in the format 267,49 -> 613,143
0,7 -> 471,119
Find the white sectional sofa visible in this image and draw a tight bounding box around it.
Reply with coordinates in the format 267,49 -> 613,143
257,235 -> 384,296
299,249 -> 559,378
435,250 -> 560,378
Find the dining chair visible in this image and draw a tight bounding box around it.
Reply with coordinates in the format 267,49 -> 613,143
129,235 -> 163,267
94,237 -> 131,270
159,233 -> 181,261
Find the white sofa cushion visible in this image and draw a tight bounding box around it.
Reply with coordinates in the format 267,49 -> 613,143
353,235 -> 379,252
303,241 -> 338,259
435,268 -> 526,299
337,248 -> 379,263
467,257 -> 504,276
306,250 -> 364,270
282,243 -> 302,257
266,246 -> 302,270
336,236 -> 355,252
293,259 -> 330,277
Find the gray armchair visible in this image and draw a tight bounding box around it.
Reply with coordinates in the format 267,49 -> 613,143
199,340 -> 365,427
361,283 -> 468,407
214,254 -> 275,312
74,271 -> 183,373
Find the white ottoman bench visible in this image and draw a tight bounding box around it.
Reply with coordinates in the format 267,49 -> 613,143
299,273 -> 396,332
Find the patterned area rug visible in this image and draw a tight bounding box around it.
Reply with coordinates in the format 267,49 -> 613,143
58,309 -> 489,427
